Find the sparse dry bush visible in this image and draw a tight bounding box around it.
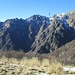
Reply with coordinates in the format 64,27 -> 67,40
0,50 -> 25,59
41,58 -> 50,67
29,57 -> 40,66
48,60 -> 63,75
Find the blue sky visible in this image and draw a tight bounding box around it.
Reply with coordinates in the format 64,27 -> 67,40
0,0 -> 75,21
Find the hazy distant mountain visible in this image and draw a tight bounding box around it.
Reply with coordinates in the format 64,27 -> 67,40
0,11 -> 75,54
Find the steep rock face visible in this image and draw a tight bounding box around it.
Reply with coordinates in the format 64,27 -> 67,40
0,19 -> 29,51
56,10 -> 75,29
67,11 -> 75,28
0,22 -> 3,29
0,15 -> 50,52
31,18 -> 75,53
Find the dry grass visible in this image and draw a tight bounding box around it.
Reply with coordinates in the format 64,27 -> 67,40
49,61 -> 63,75
0,56 -> 62,75
0,56 -> 74,75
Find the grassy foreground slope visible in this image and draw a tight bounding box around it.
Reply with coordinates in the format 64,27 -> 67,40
0,56 -> 75,75
0,50 -> 75,75
0,56 -> 63,75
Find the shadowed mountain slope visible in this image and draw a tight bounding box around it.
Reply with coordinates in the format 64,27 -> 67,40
0,11 -> 75,54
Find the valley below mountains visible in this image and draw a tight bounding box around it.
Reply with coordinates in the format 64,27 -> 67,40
0,11 -> 75,64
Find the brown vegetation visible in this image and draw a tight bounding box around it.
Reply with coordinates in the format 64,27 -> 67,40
0,56 -> 63,75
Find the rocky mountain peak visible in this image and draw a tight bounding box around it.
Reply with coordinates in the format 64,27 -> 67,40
0,11 -> 75,54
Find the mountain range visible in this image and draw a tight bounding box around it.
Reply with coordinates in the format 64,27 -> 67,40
0,11 -> 75,62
